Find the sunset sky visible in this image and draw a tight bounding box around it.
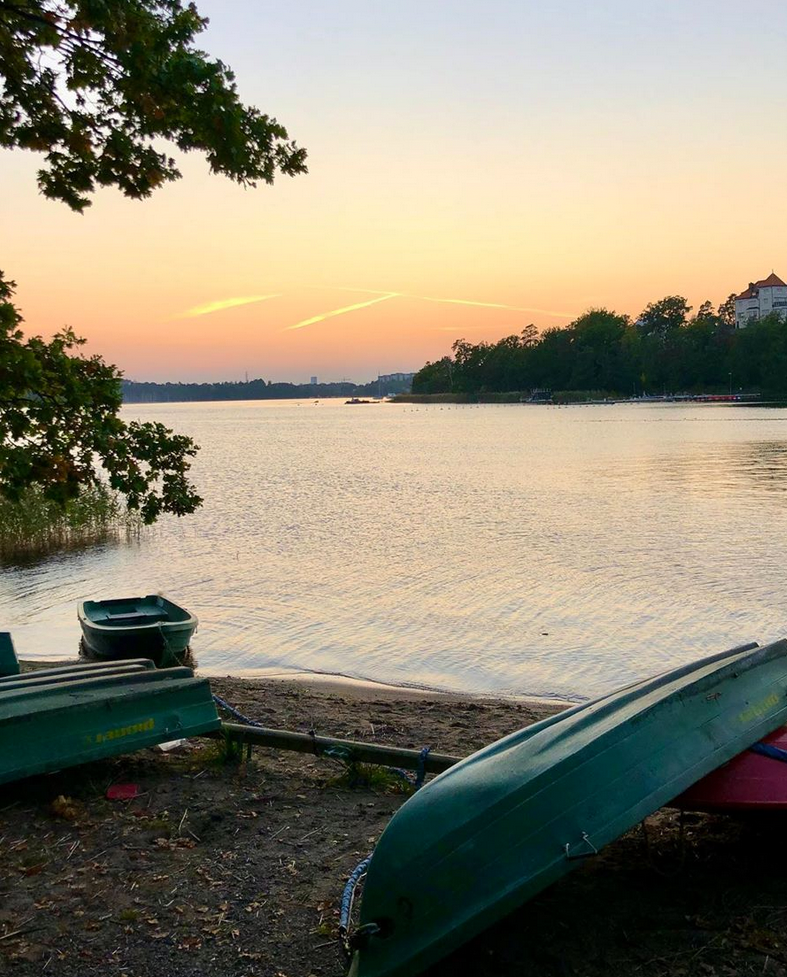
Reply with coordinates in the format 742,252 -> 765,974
3,0 -> 787,383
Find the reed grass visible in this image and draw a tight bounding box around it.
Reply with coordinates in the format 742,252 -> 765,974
0,483 -> 141,562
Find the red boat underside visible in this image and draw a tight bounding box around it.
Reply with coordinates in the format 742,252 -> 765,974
673,726 -> 787,811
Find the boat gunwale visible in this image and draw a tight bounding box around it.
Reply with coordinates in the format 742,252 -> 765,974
0,667 -> 207,717
77,594 -> 198,635
0,660 -> 156,683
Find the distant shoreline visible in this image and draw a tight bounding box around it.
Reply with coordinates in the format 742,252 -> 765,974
121,378 -> 410,404
393,392 -> 771,406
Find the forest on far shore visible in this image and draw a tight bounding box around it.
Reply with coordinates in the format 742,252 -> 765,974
412,295 -> 787,397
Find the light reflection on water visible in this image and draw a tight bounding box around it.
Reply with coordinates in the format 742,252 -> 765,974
3,401 -> 787,701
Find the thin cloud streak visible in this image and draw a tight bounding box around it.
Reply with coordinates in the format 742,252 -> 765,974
420,295 -> 574,318
331,286 -> 573,319
332,287 -> 402,296
178,294 -> 281,318
285,293 -> 399,331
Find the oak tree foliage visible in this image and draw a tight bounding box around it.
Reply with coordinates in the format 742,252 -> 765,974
0,0 -> 307,210
0,274 -> 202,521
0,2 -> 307,521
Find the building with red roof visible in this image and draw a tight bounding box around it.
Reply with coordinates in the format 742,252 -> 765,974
734,272 -> 787,327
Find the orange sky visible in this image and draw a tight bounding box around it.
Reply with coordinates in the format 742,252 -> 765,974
3,1 -> 787,382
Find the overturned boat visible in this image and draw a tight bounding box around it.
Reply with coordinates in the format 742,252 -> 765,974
349,639 -> 787,977
0,657 -> 220,786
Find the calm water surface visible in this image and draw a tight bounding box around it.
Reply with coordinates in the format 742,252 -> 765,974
3,401 -> 787,701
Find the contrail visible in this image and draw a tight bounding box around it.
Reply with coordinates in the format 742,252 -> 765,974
419,295 -> 574,318
332,287 -> 400,296
285,293 -> 399,331
330,286 -> 573,319
177,294 -> 281,318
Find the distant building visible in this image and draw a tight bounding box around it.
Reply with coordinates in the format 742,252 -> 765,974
378,372 -> 416,384
734,272 -> 787,328
310,376 -> 318,385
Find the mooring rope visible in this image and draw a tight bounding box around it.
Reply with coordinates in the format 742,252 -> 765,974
210,691 -> 432,959
211,693 -> 266,728
338,745 -> 432,959
338,855 -> 373,957
391,745 -> 432,789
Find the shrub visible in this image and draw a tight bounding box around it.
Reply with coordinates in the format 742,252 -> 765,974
0,482 -> 140,562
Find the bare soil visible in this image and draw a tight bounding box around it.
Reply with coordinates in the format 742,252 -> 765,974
0,674 -> 785,977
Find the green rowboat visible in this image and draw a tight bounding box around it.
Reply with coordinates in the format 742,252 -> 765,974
349,640 -> 787,977
0,659 -> 220,785
78,594 -> 197,668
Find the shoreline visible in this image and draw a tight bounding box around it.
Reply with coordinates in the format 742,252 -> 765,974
20,657 -> 578,707
1,665 -> 785,976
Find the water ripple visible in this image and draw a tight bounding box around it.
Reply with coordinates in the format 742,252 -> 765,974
3,401 -> 787,700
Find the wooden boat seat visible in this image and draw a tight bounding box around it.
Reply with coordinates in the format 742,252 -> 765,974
104,610 -> 168,624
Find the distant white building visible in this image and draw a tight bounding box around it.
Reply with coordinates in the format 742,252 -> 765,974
378,372 -> 416,383
734,272 -> 787,327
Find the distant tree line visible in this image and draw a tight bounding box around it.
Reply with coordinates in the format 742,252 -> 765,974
412,295 -> 787,397
122,375 -> 413,403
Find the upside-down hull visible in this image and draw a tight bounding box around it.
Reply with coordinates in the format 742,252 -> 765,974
350,640 -> 787,977
0,659 -> 220,785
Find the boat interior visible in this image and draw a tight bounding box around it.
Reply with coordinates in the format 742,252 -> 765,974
83,596 -> 191,627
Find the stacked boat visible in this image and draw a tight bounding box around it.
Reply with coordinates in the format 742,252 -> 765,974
0,652 -> 220,786
348,639 -> 787,977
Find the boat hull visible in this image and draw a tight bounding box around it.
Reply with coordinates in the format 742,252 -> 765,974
673,724 -> 787,811
0,659 -> 220,785
78,594 -> 197,668
349,640 -> 787,977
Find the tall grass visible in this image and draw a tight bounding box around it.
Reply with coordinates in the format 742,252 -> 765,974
0,483 -> 141,562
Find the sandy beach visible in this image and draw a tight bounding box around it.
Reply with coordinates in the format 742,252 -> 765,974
0,671 -> 784,977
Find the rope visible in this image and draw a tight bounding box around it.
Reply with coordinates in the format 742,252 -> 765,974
209,693 -> 433,957
751,741 -> 787,763
211,693 -> 266,728
415,745 -> 431,788
338,746 -> 431,957
390,745 -> 432,789
338,855 -> 372,957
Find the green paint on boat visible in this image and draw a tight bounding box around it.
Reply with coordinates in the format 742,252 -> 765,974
78,594 -> 197,668
0,659 -> 220,785
349,640 -> 787,977
0,633 -> 19,677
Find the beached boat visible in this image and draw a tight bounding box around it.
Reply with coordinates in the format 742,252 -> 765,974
673,723 -> 787,811
348,639 -> 787,977
0,658 -> 220,786
78,594 -> 197,668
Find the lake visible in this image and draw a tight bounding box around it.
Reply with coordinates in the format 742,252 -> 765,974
3,400 -> 787,702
